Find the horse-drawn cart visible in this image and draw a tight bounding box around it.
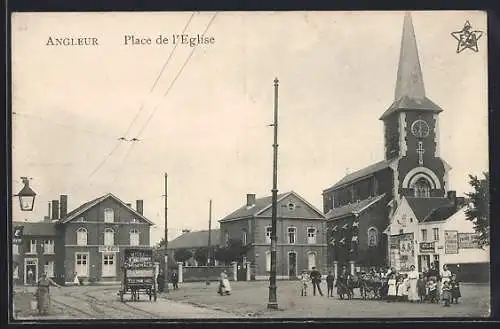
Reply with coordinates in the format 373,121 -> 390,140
118,248 -> 157,302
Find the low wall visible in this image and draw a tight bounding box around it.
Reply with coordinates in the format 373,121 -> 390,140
182,266 -> 234,282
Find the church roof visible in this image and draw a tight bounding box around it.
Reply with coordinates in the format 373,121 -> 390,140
405,197 -> 455,223
380,12 -> 443,120
326,194 -> 386,220
324,160 -> 391,192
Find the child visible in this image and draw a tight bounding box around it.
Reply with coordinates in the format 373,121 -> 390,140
417,274 -> 426,303
387,274 -> 397,302
402,274 -> 409,302
396,275 -> 405,302
299,270 -> 309,297
428,279 -> 438,303
450,274 -> 461,304
326,271 -> 335,297
441,281 -> 452,307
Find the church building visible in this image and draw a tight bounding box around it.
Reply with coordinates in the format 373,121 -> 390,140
323,13 -> 456,275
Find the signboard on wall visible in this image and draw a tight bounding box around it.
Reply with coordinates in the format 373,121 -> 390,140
458,233 -> 480,249
99,245 -> 119,253
444,230 -> 459,254
419,242 -> 435,253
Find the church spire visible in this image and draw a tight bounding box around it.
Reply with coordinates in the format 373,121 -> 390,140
394,12 -> 425,101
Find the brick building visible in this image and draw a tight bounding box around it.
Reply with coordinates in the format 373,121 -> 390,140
219,191 -> 327,280
323,13 -> 456,275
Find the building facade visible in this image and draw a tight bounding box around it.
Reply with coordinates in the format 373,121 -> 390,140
323,13 -> 454,274
219,191 -> 327,280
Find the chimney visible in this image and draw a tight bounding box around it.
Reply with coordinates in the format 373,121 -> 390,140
136,200 -> 144,215
447,190 -> 457,209
246,193 -> 256,207
48,202 -> 52,219
60,195 -> 68,218
51,200 -> 60,220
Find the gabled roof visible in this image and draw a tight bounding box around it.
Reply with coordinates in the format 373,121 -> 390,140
219,191 -> 325,222
405,197 -> 454,223
167,229 -> 221,250
12,221 -> 58,236
326,194 -> 386,220
324,160 -> 391,192
60,193 -> 154,225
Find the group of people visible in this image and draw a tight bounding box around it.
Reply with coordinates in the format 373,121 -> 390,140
156,269 -> 179,293
298,263 -> 462,307
382,264 -> 461,306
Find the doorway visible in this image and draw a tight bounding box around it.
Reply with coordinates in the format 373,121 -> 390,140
24,258 -> 38,285
288,252 -> 297,278
102,253 -> 116,277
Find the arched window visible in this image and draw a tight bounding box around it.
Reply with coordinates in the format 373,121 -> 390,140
130,229 -> 140,246
104,208 -> 114,223
241,229 -> 247,245
413,178 -> 431,198
308,252 -> 316,270
367,227 -> 379,247
76,228 -> 88,246
104,228 -> 114,246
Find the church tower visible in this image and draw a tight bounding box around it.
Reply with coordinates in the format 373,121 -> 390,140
380,12 -> 451,199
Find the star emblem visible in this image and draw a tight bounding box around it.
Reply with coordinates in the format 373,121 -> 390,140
451,21 -> 483,53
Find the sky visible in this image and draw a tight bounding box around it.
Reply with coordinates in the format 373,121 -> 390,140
11,11 -> 488,245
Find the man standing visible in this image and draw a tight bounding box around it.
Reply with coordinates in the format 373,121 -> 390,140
310,267 -> 323,296
326,270 -> 335,297
157,269 -> 165,293
171,269 -> 179,290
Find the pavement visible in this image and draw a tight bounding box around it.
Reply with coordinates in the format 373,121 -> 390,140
11,281 -> 491,319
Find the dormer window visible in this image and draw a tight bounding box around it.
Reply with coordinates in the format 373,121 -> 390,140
104,208 -> 114,223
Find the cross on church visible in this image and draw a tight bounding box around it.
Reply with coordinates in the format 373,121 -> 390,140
417,141 -> 425,165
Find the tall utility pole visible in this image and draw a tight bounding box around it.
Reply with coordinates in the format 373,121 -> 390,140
164,173 -> 169,293
206,199 -> 212,285
267,77 -> 279,310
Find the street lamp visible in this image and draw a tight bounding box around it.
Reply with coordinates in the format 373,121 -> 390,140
267,77 -> 279,310
14,177 -> 36,211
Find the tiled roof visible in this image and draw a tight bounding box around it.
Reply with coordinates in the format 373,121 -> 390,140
219,192 -> 290,221
379,96 -> 443,120
61,193 -> 154,225
12,221 -> 57,236
326,194 -> 386,220
167,229 -> 221,250
422,205 -> 461,223
405,197 -> 454,223
324,160 -> 391,192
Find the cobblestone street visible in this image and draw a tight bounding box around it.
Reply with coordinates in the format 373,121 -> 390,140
12,281 -> 490,320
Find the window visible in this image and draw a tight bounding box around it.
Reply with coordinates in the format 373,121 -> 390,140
307,228 -> 317,244
76,228 -> 88,246
43,240 -> 54,254
265,251 -> 271,272
104,228 -> 114,246
29,240 -> 37,253
433,228 -> 439,242
13,244 -> 19,255
130,229 -> 140,246
421,229 -> 428,242
13,266 -> 19,279
308,252 -> 316,270
265,226 -> 272,244
288,227 -> 296,244
287,202 -> 296,212
367,227 -> 379,247
44,261 -> 54,277
414,178 -> 431,198
241,230 -> 247,245
130,218 -> 138,224
223,231 -> 229,245
104,208 -> 114,223
75,253 -> 89,276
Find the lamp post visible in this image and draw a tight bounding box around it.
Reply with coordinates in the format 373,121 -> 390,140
14,177 -> 36,211
267,77 -> 279,310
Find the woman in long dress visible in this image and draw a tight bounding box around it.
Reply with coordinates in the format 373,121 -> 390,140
407,265 -> 419,302
36,273 -> 61,315
218,270 -> 231,295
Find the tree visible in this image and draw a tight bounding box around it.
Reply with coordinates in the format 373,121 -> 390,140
194,247 -> 209,266
464,172 -> 489,247
214,239 -> 250,264
173,248 -> 193,263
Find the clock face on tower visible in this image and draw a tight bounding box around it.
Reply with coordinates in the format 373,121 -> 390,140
411,119 -> 430,138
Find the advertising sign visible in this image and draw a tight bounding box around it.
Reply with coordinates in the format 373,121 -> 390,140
398,233 -> 415,272
458,233 -> 480,249
419,242 -> 435,253
444,230 -> 459,254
